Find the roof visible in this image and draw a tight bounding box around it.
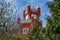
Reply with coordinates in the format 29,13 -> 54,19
20,19 -> 32,23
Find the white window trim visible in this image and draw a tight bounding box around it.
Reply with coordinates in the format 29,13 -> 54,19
23,28 -> 29,34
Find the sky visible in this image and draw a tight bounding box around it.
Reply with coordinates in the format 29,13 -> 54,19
7,0 -> 53,27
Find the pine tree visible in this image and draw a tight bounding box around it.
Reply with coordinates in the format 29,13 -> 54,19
46,0 -> 60,40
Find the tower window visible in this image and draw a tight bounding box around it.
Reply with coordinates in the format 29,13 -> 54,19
23,28 -> 28,34
32,14 -> 37,19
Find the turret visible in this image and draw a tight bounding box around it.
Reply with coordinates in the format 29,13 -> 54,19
17,17 -> 20,24
23,10 -> 26,19
37,6 -> 40,16
27,4 -> 31,12
23,5 -> 31,20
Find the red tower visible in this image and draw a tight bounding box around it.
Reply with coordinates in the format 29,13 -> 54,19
17,5 -> 40,39
23,5 -> 40,22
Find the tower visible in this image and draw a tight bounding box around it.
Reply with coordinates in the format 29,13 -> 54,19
17,5 -> 40,39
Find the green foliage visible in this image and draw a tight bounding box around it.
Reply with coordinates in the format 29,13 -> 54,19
46,0 -> 60,40
10,36 -> 23,40
0,35 -> 23,40
28,21 -> 44,40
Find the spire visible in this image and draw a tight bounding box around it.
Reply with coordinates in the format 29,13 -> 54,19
37,6 -> 40,16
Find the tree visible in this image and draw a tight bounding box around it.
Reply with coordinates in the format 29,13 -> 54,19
28,20 -> 44,40
0,0 -> 18,40
10,35 -> 23,40
46,0 -> 60,40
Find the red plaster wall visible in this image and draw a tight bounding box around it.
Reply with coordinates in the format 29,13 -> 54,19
20,23 -> 31,38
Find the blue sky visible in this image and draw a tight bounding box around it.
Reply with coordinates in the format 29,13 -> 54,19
11,0 -> 53,27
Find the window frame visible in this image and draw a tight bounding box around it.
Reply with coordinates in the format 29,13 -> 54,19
23,28 -> 29,34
